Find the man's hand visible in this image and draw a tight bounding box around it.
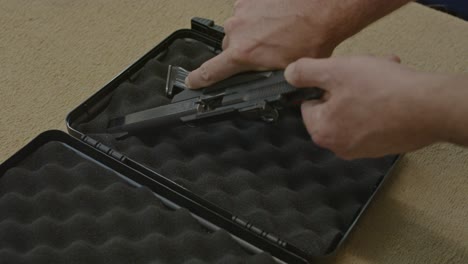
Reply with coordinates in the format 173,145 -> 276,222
186,0 -> 412,89
186,0 -> 338,89
285,55 -> 456,159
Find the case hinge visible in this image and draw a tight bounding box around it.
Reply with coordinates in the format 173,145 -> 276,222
191,17 -> 225,41
81,135 -> 127,162
232,215 -> 288,248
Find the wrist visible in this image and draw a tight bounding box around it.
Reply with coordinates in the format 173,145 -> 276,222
414,73 -> 468,145
314,0 -> 412,50
434,75 -> 468,145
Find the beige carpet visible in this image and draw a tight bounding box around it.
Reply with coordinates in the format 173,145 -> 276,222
0,1 -> 467,263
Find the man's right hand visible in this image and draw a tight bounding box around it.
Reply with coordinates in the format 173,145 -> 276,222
185,0 -> 412,89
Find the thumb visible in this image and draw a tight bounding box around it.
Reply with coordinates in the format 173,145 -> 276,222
385,54 -> 401,63
284,58 -> 333,89
185,50 -> 245,89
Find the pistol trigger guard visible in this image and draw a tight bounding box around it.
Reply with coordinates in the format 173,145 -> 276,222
259,104 -> 279,123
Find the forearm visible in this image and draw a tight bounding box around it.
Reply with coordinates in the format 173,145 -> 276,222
429,74 -> 468,146
318,0 -> 413,44
187,0 -> 415,88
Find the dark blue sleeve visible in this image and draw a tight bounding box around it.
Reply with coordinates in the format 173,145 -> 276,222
418,0 -> 468,20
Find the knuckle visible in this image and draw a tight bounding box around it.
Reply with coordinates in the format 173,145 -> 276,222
313,127 -> 345,151
199,65 -> 213,82
334,144 -> 358,160
288,58 -> 309,85
312,130 -> 334,149
317,71 -> 333,85
317,63 -> 335,85
234,0 -> 246,9
222,36 -> 228,49
223,17 -> 241,33
229,46 -> 252,65
295,58 -> 310,68
332,140 -> 355,160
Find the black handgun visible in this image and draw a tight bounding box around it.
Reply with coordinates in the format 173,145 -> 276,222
107,65 -> 324,134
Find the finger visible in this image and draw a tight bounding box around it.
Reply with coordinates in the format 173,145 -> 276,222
302,99 -> 323,110
365,53 -> 401,64
385,54 -> 401,63
233,0 -> 243,15
300,100 -> 324,136
222,36 -> 229,50
233,0 -> 242,8
284,58 -> 333,90
185,50 -> 246,89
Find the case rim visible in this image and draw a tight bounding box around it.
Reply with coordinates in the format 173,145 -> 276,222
0,17 -> 401,264
0,130 -> 304,264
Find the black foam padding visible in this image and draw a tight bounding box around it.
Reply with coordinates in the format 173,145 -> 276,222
0,141 -> 276,264
74,38 -> 397,256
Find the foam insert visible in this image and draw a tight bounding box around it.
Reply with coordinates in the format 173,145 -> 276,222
0,141 -> 275,264
74,37 -> 397,256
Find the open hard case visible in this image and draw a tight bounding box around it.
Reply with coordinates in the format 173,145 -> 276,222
0,18 -> 399,264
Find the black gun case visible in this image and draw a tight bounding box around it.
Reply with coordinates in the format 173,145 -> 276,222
0,18 -> 400,264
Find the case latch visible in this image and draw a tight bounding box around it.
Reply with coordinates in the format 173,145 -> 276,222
191,17 -> 225,41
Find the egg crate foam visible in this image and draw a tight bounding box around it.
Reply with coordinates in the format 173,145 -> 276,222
0,141 -> 276,264
73,38 -> 397,256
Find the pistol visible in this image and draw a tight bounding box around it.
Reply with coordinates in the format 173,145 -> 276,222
107,65 -> 324,134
